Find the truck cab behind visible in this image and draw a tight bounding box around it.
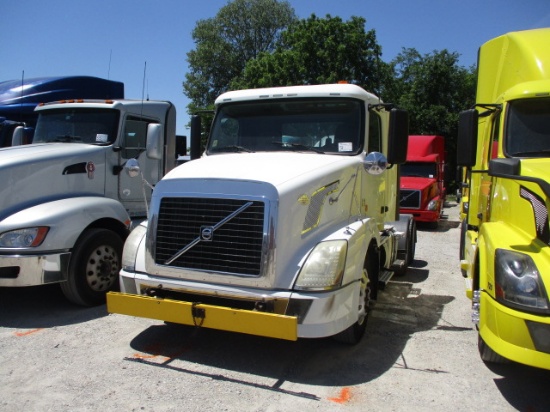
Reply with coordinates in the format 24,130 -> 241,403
400,135 -> 446,224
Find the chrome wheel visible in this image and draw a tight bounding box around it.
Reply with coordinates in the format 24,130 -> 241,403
85,244 -> 120,292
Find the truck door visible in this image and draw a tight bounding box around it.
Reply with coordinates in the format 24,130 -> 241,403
118,116 -> 162,218
364,111 -> 389,224
470,111 -> 500,226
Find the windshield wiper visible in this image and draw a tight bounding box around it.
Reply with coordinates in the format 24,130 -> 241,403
271,141 -> 325,154
214,145 -> 253,153
52,135 -> 82,142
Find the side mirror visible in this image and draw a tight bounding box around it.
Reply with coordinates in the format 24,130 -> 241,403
489,158 -> 520,177
457,109 -> 478,167
11,126 -> 26,146
175,135 -> 187,158
364,152 -> 388,175
124,158 -> 141,178
190,115 -> 202,160
387,109 -> 408,164
146,123 -> 163,160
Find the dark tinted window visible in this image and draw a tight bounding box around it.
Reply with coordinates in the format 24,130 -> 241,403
506,98 -> 550,157
33,109 -> 119,144
208,98 -> 363,155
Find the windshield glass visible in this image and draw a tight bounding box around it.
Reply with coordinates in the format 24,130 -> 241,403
505,98 -> 550,157
208,98 -> 363,154
401,162 -> 437,178
33,108 -> 119,144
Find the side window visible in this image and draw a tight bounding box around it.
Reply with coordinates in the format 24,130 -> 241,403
368,111 -> 382,153
489,112 -> 500,161
122,117 -> 148,159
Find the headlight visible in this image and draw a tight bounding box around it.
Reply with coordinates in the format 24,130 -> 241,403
495,249 -> 549,313
294,240 -> 347,291
121,223 -> 147,271
427,199 -> 440,211
0,227 -> 49,248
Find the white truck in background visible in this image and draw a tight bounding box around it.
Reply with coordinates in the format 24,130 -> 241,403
107,83 -> 417,344
0,75 -> 125,147
0,99 -> 182,306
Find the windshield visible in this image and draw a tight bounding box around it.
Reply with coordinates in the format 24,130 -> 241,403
505,98 -> 550,158
208,98 -> 363,154
401,162 -> 437,178
33,108 -> 119,144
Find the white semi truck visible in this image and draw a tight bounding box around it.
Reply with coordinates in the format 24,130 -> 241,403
107,83 -> 416,344
0,98 -> 180,306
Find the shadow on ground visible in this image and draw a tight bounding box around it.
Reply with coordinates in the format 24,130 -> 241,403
486,361 -> 550,410
127,280 -> 454,389
0,284 -> 107,328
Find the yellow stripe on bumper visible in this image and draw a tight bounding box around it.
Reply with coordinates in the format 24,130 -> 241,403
106,292 -> 298,341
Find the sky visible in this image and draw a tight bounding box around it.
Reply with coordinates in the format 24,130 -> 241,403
3,0 -> 550,135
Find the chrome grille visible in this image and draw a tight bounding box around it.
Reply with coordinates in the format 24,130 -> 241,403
155,197 -> 265,275
400,190 -> 421,209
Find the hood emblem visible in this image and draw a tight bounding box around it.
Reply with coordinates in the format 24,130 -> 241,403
200,226 -> 214,241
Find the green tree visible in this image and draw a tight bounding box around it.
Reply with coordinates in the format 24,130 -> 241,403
231,14 -> 385,92
382,48 -> 476,189
183,0 -> 296,113
384,48 -> 476,136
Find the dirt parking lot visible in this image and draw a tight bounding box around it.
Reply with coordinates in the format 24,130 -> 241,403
1,201 -> 549,411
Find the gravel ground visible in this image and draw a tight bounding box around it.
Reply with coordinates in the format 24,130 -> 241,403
1,200 -> 549,411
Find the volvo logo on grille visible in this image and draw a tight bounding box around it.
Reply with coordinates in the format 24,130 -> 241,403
201,226 -> 214,241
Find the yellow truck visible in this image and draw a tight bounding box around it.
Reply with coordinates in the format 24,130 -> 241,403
457,28 -> 550,369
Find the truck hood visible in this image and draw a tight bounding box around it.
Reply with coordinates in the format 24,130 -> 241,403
151,152 -> 362,289
0,143 -> 107,220
166,152 -> 355,188
400,176 -> 436,191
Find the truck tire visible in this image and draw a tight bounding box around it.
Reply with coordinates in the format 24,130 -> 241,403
405,218 -> 416,266
60,228 -> 123,306
395,217 -> 416,275
459,218 -> 467,261
333,248 -> 376,344
478,334 -> 508,364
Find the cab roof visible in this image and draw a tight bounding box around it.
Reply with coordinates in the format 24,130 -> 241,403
215,83 -> 381,105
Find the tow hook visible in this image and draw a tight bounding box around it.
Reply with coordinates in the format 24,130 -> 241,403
191,302 -> 205,327
145,284 -> 163,298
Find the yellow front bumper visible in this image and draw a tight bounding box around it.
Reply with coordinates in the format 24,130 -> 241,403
106,292 -> 298,341
480,292 -> 550,370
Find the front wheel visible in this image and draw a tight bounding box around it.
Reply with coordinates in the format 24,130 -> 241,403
60,228 -> 123,306
395,217 -> 416,275
333,250 -> 376,344
405,218 -> 416,266
478,334 -> 508,364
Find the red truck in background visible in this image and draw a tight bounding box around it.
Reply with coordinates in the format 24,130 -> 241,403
399,135 -> 446,225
